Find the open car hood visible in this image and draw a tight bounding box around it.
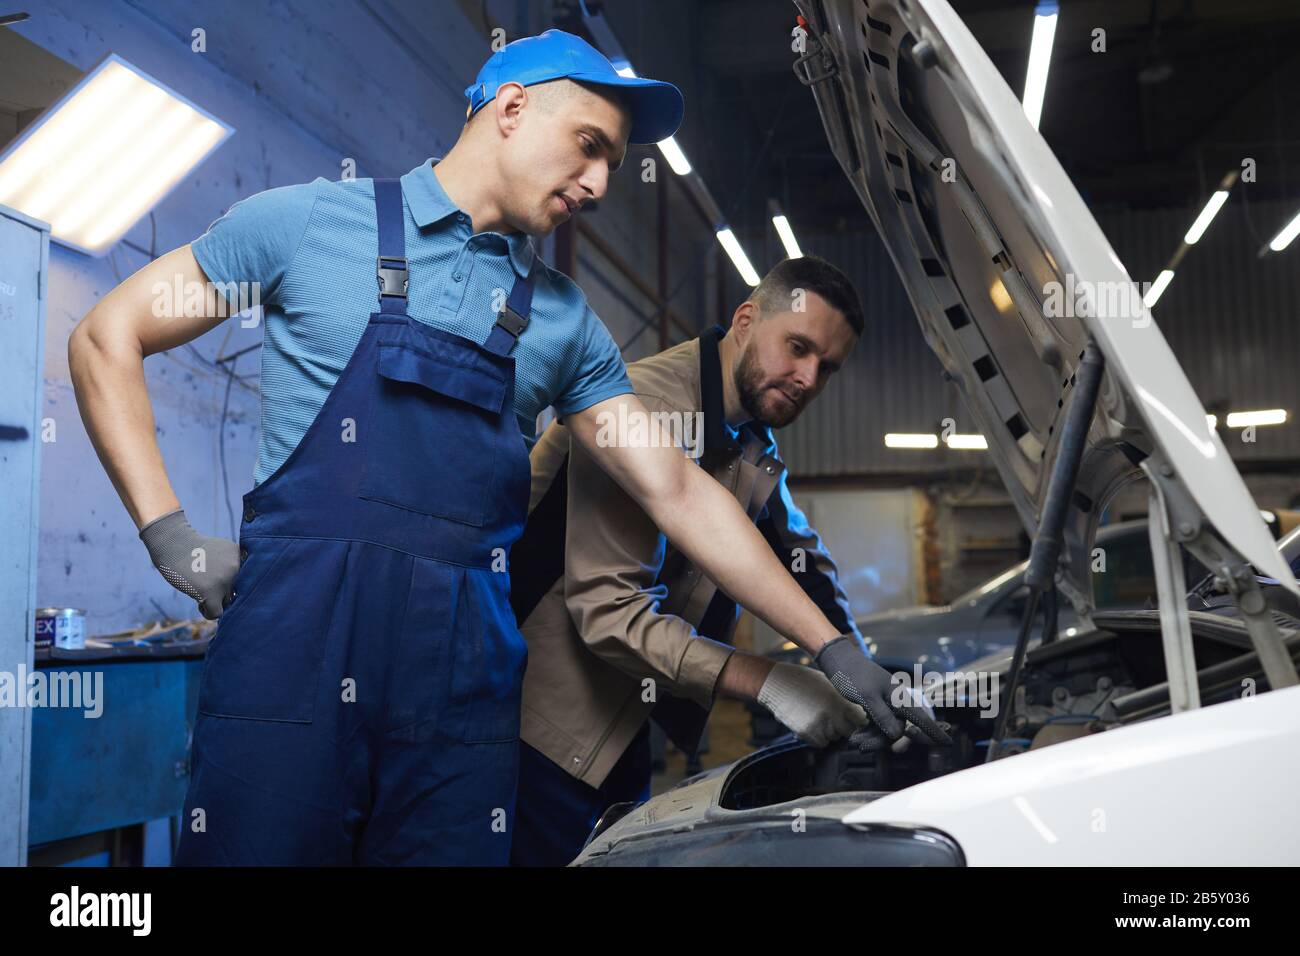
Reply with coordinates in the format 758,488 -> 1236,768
795,0 -> 1300,613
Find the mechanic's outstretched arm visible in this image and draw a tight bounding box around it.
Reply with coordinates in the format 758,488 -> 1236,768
69,244 -> 241,618
568,395 -> 837,653
554,406 -> 865,749
568,394 -> 951,745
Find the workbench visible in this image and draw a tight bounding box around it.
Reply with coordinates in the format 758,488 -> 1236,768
27,639 -> 208,865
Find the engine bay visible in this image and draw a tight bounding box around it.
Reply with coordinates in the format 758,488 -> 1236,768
722,615 -> 1293,812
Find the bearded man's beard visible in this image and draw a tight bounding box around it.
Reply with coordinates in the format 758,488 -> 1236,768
735,345 -> 801,428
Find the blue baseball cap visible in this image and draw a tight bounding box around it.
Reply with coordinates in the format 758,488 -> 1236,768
464,29 -> 684,145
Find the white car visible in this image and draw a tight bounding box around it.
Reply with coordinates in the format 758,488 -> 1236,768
572,0 -> 1300,867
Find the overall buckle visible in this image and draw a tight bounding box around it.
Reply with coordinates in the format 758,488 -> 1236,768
377,256 -> 408,299
496,305 -> 529,338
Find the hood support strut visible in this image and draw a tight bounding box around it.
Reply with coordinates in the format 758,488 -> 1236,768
987,342 -> 1106,761
1146,479 -> 1200,711
1141,453 -> 1300,703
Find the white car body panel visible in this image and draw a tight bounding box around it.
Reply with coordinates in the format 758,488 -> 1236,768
842,684 -> 1300,864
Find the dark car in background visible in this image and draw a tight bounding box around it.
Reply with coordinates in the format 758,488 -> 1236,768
856,511 -> 1282,675
861,519 -> 1161,672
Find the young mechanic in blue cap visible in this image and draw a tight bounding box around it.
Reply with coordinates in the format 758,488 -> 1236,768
70,30 -> 938,866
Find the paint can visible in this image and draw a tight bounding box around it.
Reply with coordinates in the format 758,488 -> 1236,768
35,608 -> 87,650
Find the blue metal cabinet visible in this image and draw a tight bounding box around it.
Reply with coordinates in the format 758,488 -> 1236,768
0,203 -> 49,866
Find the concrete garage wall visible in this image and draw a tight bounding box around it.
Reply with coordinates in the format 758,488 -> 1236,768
13,0 -> 710,635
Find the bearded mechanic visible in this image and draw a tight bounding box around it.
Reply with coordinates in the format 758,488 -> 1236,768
509,256 -> 941,866
68,30 -> 936,866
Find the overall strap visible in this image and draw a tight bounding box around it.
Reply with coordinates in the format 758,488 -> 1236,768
482,265 -> 536,356
374,178 -> 408,315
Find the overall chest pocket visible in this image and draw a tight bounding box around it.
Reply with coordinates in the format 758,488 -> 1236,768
359,342 -> 508,527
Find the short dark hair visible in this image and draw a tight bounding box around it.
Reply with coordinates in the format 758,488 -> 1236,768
746,255 -> 864,335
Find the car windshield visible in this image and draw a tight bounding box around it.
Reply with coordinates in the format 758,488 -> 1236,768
1271,524 -> 1300,579
951,561 -> 1027,605
1184,523 -> 1299,599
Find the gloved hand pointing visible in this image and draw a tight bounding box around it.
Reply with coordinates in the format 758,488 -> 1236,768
139,508 -> 241,620
756,662 -> 868,748
815,635 -> 953,746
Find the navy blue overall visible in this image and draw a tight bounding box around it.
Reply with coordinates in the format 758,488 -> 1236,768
175,179 -> 534,866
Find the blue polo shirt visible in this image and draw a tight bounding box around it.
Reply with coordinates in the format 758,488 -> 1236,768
192,158 -> 632,486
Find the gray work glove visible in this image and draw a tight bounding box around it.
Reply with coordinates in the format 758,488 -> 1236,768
139,508 -> 240,620
855,685 -> 948,754
815,635 -> 953,747
756,662 -> 868,748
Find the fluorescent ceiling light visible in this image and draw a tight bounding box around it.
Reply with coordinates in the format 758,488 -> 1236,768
1183,190 -> 1231,245
716,227 -> 761,286
1143,269 -> 1175,308
771,214 -> 803,259
1022,1 -> 1059,130
657,135 -> 692,176
943,433 -> 988,450
1268,209 -> 1300,252
0,55 -> 232,257
1225,409 -> 1288,428
1206,414 -> 1218,429
885,433 -> 939,449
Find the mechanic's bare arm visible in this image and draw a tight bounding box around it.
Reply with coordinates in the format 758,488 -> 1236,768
68,244 -> 226,529
568,393 -> 842,656
714,651 -> 776,701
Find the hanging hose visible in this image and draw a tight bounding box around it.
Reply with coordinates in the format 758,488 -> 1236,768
985,588 -> 1042,762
